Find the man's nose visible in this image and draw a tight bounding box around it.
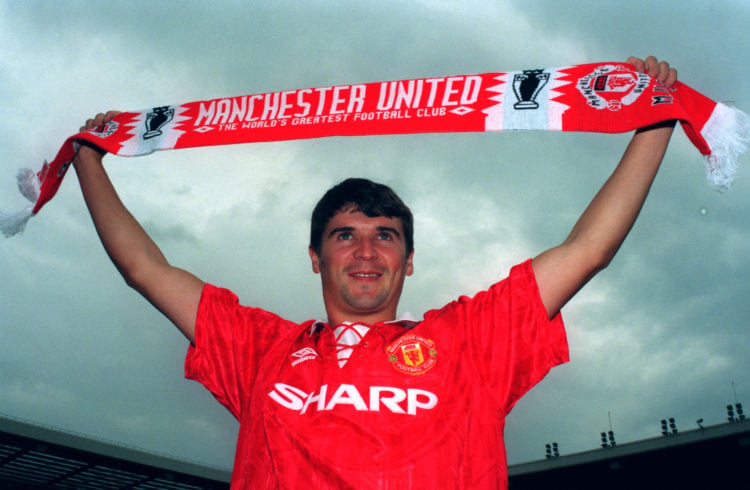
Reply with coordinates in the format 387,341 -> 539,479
354,238 -> 377,259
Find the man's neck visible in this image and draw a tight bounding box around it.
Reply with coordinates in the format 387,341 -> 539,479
325,311 -> 416,327
327,313 -> 394,327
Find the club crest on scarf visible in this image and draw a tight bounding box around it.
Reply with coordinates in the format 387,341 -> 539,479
577,64 -> 651,111
387,335 -> 437,376
90,120 -> 119,139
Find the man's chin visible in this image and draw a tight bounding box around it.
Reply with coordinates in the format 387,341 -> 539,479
343,295 -> 390,314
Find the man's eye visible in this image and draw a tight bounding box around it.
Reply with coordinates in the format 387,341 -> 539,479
377,232 -> 393,240
337,232 -> 352,240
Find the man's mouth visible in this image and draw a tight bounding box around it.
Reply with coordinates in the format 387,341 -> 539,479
350,271 -> 382,278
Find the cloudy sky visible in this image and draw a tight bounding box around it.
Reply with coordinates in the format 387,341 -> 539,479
1,0 -> 748,471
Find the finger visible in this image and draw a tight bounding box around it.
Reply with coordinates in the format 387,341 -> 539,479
103,110 -> 121,122
80,117 -> 96,133
664,67 -> 678,87
656,61 -> 678,87
85,113 -> 104,131
80,111 -> 118,132
626,56 -> 645,73
644,55 -> 659,78
94,112 -> 107,127
656,61 -> 671,83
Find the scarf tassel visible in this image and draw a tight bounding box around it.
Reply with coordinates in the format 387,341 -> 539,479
701,103 -> 750,192
0,167 -> 41,237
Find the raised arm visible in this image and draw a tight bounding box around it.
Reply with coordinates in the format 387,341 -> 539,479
532,56 -> 678,318
74,112 -> 204,343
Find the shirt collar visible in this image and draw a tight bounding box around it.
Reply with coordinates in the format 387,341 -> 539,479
309,312 -> 418,336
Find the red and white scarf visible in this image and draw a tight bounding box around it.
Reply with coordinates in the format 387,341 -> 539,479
2,61 -> 748,236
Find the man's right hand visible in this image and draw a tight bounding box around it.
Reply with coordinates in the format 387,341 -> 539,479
74,111 -> 121,164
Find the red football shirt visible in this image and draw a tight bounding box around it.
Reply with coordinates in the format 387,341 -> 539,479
185,260 -> 568,488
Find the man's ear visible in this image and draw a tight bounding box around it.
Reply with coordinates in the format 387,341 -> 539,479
309,246 -> 321,274
405,250 -> 414,277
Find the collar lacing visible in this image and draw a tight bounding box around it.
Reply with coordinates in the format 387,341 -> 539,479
309,314 -> 419,368
329,322 -> 370,368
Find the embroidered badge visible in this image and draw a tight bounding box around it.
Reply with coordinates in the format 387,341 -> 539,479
386,334 -> 437,376
576,64 -> 650,111
90,120 -> 119,138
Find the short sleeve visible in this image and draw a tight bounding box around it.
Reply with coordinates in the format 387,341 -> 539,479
497,260 -> 568,412
185,284 -> 295,419
430,260 -> 569,414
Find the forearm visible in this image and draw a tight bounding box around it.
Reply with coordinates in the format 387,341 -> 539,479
533,121 -> 674,317
564,121 -> 675,265
74,146 -> 169,286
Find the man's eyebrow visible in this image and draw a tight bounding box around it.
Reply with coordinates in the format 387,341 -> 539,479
328,226 -> 354,238
377,226 -> 402,237
327,225 -> 402,238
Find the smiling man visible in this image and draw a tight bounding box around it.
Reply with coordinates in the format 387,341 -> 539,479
309,180 -> 415,327
73,56 -> 676,489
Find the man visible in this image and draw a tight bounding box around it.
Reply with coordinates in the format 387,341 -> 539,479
74,56 -> 677,488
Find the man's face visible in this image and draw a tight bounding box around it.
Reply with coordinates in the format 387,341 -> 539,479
309,208 -> 414,326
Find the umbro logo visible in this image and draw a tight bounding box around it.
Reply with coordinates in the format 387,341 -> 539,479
290,347 -> 319,367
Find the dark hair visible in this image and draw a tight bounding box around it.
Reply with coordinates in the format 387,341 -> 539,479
310,178 -> 413,256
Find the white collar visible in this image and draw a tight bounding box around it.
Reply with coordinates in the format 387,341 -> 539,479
309,312 -> 418,337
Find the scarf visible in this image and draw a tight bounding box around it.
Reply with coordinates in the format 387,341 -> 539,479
2,61 -> 748,237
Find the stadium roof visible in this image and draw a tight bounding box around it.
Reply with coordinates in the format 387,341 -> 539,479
2,412 -> 748,488
0,414 -> 231,489
509,418 -> 750,489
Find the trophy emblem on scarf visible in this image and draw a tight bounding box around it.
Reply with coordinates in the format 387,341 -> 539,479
143,106 -> 175,140
512,69 -> 550,110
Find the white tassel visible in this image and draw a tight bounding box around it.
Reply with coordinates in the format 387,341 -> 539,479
0,206 -> 34,237
701,103 -> 750,192
17,166 -> 41,203
0,165 -> 42,237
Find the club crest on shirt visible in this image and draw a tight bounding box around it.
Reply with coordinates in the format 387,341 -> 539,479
387,334 -> 437,376
576,64 -> 650,111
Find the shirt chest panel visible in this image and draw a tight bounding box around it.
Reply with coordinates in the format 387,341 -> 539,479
262,319 -> 479,422
256,318 -> 495,476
